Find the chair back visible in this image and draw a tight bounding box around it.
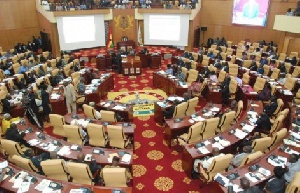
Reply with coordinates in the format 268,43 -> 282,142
173,102 -> 188,119
87,123 -> 108,147
218,70 -> 226,83
100,110 -> 117,122
273,99 -> 284,117
268,128 -> 288,150
235,100 -> 243,121
270,115 -> 284,134
181,67 -> 188,78
63,125 -> 84,145
185,97 -> 199,116
240,151 -> 263,167
218,111 -> 236,132
205,154 -> 233,182
243,60 -> 252,68
229,64 -> 238,77
270,68 -> 280,80
252,137 -> 272,153
292,66 -> 300,78
187,121 -> 203,143
67,162 -> 94,185
229,78 -> 238,95
0,139 -> 24,159
253,77 -> 266,92
286,172 -> 300,193
49,114 -> 66,137
285,62 -> 292,74
285,77 -> 297,91
242,72 -> 250,85
41,159 -> 69,182
289,51 -> 298,58
102,168 -> 127,187
263,65 -> 270,76
12,63 -> 20,74
278,53 -> 286,61
226,48 -> 233,55
107,125 -> 128,149
11,155 -> 39,173
187,69 -> 199,85
83,104 -> 96,119
201,117 -> 219,140
71,72 -> 80,80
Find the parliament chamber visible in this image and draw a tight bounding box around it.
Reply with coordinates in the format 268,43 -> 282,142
1,0 -> 300,192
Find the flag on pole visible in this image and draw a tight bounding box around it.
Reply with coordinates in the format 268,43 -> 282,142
107,27 -> 114,48
138,24 -> 143,46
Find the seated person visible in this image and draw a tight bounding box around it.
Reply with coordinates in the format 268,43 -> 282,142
100,156 -> 132,183
176,67 -> 185,82
277,62 -> 286,73
165,64 -> 174,75
207,51 -> 215,58
22,149 -> 50,174
182,92 -> 191,102
238,177 -> 263,193
257,83 -> 271,101
265,166 -> 286,193
264,96 -> 278,116
89,102 -> 101,119
284,154 -> 300,183
221,62 -> 229,73
249,61 -> 258,71
213,59 -> 222,70
77,152 -> 101,177
1,94 -> 12,115
182,51 -> 189,58
209,71 -> 218,83
188,77 -> 204,97
230,146 -> 252,168
1,113 -> 20,135
38,66 -> 45,77
18,63 -> 28,74
291,56 -> 298,66
77,77 -> 86,95
163,100 -> 180,119
194,148 -> 224,172
188,53 -> 194,60
68,66 -> 75,77
5,123 -> 27,145
255,113 -> 272,133
221,77 -> 230,105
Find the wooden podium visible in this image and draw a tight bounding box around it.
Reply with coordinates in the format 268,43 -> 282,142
122,55 -> 142,76
151,55 -> 161,69
96,57 -> 106,71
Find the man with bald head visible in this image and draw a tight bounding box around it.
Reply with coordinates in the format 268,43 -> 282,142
239,177 -> 263,193
193,148 -> 225,172
76,152 -> 100,183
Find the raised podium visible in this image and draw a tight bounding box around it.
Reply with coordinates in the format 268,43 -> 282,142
151,54 -> 161,69
122,55 -> 142,76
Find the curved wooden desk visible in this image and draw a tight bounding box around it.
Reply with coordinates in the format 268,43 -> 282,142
96,102 -> 134,122
181,101 -> 263,177
17,121 -> 133,168
63,113 -> 135,136
0,157 -> 132,193
153,72 -> 188,96
164,103 -> 223,148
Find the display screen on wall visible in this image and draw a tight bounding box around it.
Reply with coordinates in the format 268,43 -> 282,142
232,0 -> 270,27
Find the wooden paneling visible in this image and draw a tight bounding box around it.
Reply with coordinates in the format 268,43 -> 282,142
112,9 -> 137,45
199,0 -> 298,45
0,0 -> 39,50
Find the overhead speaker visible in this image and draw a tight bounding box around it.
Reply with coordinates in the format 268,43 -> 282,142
201,27 -> 207,31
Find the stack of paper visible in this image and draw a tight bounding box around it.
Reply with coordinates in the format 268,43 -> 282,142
245,172 -> 258,183
121,154 -> 132,163
50,93 -> 60,100
242,125 -> 254,133
84,90 -> 92,94
268,156 -> 287,167
17,181 -> 30,193
28,139 -> 40,146
112,105 -> 126,110
197,147 -> 210,154
283,139 -> 300,147
219,139 -> 231,147
212,143 -> 224,150
258,168 -> 271,177
211,107 -> 220,112
35,179 -> 51,191
234,129 -> 248,139
249,92 -> 258,94
192,116 -> 205,122
57,146 -> 71,156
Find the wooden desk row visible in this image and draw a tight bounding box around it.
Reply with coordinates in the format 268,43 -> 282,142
17,121 -> 133,168
216,104 -> 300,192
181,101 -> 263,178
50,74 -> 114,116
0,157 -> 132,193
152,72 -> 188,96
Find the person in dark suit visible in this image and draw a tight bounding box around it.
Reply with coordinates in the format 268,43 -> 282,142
5,123 -> 27,146
278,62 -> 286,73
255,112 -> 272,133
264,96 -> 278,116
221,77 -> 230,106
164,100 -> 179,119
188,53 -> 194,60
77,153 -> 101,183
1,94 -> 11,115
264,166 -> 286,193
291,56 -> 298,66
213,59 -> 222,70
23,149 -> 50,175
238,177 -> 263,193
40,84 -> 51,122
249,61 -> 258,71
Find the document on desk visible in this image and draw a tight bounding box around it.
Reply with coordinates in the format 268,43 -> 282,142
210,107 -> 220,112
121,154 -> 132,164
250,104 -> 259,107
214,173 -> 229,186
13,178 -> 23,189
35,179 -> 51,191
28,139 -> 40,146
249,92 -> 257,94
219,139 -> 230,147
197,147 -> 210,154
112,105 -> 126,110
283,139 -> 300,147
242,125 -> 254,133
17,181 -> 30,193
247,111 -> 258,117
0,160 -> 8,169
57,146 -> 71,156
234,129 -> 248,139
212,143 -> 224,150
258,168 -> 271,177
268,156 -> 287,167
50,93 -> 60,100
245,172 -> 258,183
70,190 -> 85,193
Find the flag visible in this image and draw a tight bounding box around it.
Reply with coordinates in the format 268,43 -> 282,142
138,24 -> 143,46
107,27 -> 114,48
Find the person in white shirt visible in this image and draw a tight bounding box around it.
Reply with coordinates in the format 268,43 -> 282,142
194,148 -> 224,172
285,154 -> 300,183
